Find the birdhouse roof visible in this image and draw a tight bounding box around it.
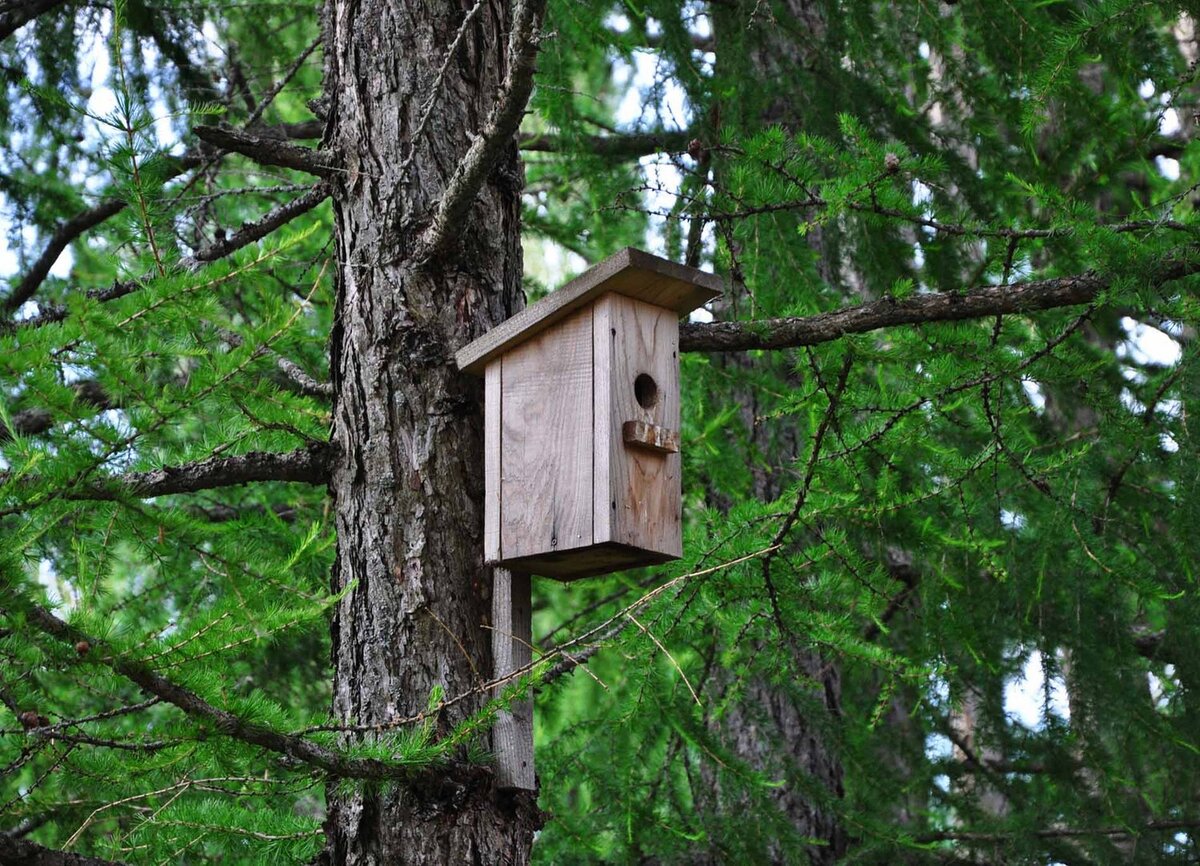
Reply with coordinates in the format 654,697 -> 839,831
455,247 -> 722,375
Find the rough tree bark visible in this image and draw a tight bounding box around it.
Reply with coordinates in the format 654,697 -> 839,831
320,0 -> 538,861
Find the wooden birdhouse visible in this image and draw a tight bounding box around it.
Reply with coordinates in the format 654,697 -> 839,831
456,247 -> 721,581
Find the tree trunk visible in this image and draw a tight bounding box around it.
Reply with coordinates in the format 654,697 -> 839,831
320,0 -> 538,861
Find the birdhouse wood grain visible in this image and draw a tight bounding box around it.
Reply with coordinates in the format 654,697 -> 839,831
457,248 -> 721,581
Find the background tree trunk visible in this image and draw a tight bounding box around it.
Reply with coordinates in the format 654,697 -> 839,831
321,0 -> 537,861
691,4 -> 848,861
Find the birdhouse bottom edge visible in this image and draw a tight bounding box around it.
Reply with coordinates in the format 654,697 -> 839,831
487,542 -> 679,582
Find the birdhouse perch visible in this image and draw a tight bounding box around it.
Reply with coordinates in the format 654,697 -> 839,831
457,247 -> 722,581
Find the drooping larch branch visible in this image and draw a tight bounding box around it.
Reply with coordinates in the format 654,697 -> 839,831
6,601 -> 446,782
2,154 -> 202,316
679,261 -> 1200,353
1,359 -> 329,445
418,0 -> 549,261
7,184 -> 329,341
2,200 -> 126,315
3,280 -> 141,333
0,381 -> 112,444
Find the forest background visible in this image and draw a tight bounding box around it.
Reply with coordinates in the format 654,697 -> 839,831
2,0 -> 1199,863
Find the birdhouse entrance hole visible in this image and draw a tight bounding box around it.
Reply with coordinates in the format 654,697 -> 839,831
634,373 -> 659,410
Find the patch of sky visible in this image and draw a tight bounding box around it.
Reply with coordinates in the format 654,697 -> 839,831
1003,648 -> 1070,729
1020,378 -> 1046,413
1000,509 -> 1026,530
1118,317 -> 1182,367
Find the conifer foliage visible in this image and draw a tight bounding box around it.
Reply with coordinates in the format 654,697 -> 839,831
2,0 -> 1199,863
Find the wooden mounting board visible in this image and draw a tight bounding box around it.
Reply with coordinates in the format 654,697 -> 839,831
456,247 -> 721,375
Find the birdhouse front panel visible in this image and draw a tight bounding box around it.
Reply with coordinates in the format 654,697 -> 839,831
489,305 -> 596,565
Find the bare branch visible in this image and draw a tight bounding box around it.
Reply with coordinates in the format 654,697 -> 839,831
679,262 -> 1200,354
0,0 -> 68,42
398,0 -> 489,185
242,37 -> 323,129
194,125 -> 339,177
187,183 -> 330,266
419,0 -> 549,261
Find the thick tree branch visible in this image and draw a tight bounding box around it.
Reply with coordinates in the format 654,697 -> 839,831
0,0 -> 69,42
915,818 -> 1200,843
266,122 -> 692,161
0,834 -> 126,866
519,129 -> 693,158
419,0 -> 549,261
82,445 -> 332,499
1,448 -> 331,516
187,183 -> 330,265
194,125 -> 339,177
6,601 -> 452,781
679,262 -> 1200,353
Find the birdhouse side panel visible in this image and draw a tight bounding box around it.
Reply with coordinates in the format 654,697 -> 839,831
498,306 -> 595,562
593,293 -> 682,559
